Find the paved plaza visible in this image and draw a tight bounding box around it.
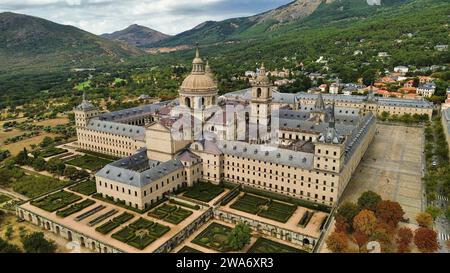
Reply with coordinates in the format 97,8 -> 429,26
340,124 -> 424,224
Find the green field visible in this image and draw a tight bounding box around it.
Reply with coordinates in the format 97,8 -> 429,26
12,171 -> 70,198
247,237 -> 306,253
66,155 -> 113,171
183,182 -> 224,202
70,180 -> 97,196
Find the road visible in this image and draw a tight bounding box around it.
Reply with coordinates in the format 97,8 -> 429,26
434,195 -> 449,253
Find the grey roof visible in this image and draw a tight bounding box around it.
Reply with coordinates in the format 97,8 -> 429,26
96,149 -> 184,188
98,102 -> 166,122
216,140 -> 314,170
75,101 -> 97,111
377,97 -> 433,108
344,113 -> 376,163
87,119 -> 145,141
279,119 -> 356,135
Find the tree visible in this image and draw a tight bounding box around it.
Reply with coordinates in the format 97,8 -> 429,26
353,209 -> 377,236
40,136 -> 54,148
396,227 -> 413,253
352,231 -> 368,253
0,238 -> 21,253
337,202 -> 360,228
375,200 -> 404,227
4,226 -> 13,240
32,157 -> 47,172
425,205 -> 442,220
227,223 -> 251,250
414,228 -> 440,253
21,232 -> 56,253
326,232 -> 348,253
415,212 -> 433,228
334,215 -> 350,233
357,191 -> 382,211
15,148 -> 29,165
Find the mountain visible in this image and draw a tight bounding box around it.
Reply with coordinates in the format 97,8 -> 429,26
102,24 -> 171,48
0,12 -> 143,74
152,0 -> 413,47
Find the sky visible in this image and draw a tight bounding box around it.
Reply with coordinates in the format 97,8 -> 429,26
0,0 -> 293,35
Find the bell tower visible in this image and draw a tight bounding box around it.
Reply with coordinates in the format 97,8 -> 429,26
250,63 -> 272,140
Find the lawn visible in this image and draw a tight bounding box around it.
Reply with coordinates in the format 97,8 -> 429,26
183,182 -> 224,202
148,203 -> 193,224
35,147 -> 67,158
12,171 -> 70,198
247,237 -> 306,253
66,154 -> 113,171
192,222 -> 232,252
111,218 -> 170,250
0,194 -> 11,204
230,193 -> 296,223
56,199 -> 95,218
31,191 -> 82,212
69,180 -> 97,196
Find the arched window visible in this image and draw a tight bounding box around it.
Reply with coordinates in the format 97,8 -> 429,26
185,97 -> 191,108
257,88 -> 262,98
201,97 -> 205,107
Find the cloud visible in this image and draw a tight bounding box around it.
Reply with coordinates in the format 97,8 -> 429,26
0,0 -> 292,35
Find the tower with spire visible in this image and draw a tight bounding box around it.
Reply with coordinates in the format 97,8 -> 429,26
310,92 -> 327,124
74,91 -> 99,128
314,99 -> 345,174
250,62 -> 273,140
179,44 -> 218,111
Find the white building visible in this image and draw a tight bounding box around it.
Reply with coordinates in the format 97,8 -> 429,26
394,66 -> 409,75
416,82 -> 437,98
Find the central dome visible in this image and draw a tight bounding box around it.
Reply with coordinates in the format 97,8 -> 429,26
181,74 -> 217,92
180,46 -> 217,93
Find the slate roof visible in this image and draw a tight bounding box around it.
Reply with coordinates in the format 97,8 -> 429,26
96,149 -> 184,188
98,102 -> 166,122
87,119 -> 145,141
216,140 -> 314,170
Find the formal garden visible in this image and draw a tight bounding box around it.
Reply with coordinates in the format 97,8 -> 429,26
148,203 -> 193,224
111,217 -> 170,250
192,222 -> 233,252
230,193 -> 297,223
247,237 -> 305,253
95,212 -> 135,235
66,154 -> 113,171
56,199 -> 95,218
30,191 -> 81,212
183,182 -> 224,202
69,180 -> 97,196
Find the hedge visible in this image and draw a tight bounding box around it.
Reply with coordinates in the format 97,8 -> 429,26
56,199 -> 95,218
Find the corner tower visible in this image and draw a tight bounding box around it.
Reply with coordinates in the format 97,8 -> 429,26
74,92 -> 99,128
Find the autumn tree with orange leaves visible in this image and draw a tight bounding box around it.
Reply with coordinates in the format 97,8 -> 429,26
353,209 -> 377,236
375,200 -> 405,227
415,212 -> 433,228
414,227 -> 440,253
396,227 -> 413,253
326,232 -> 349,253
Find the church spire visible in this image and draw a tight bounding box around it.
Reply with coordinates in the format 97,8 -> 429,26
192,43 -> 204,74
315,92 -> 325,111
330,99 -> 336,128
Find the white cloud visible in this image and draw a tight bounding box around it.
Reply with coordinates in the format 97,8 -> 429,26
0,0 -> 291,35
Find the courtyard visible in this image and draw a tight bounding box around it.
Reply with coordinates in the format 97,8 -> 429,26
340,124 -> 424,223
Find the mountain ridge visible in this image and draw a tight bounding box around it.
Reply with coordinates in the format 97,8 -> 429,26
0,12 -> 143,73
101,24 -> 171,48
